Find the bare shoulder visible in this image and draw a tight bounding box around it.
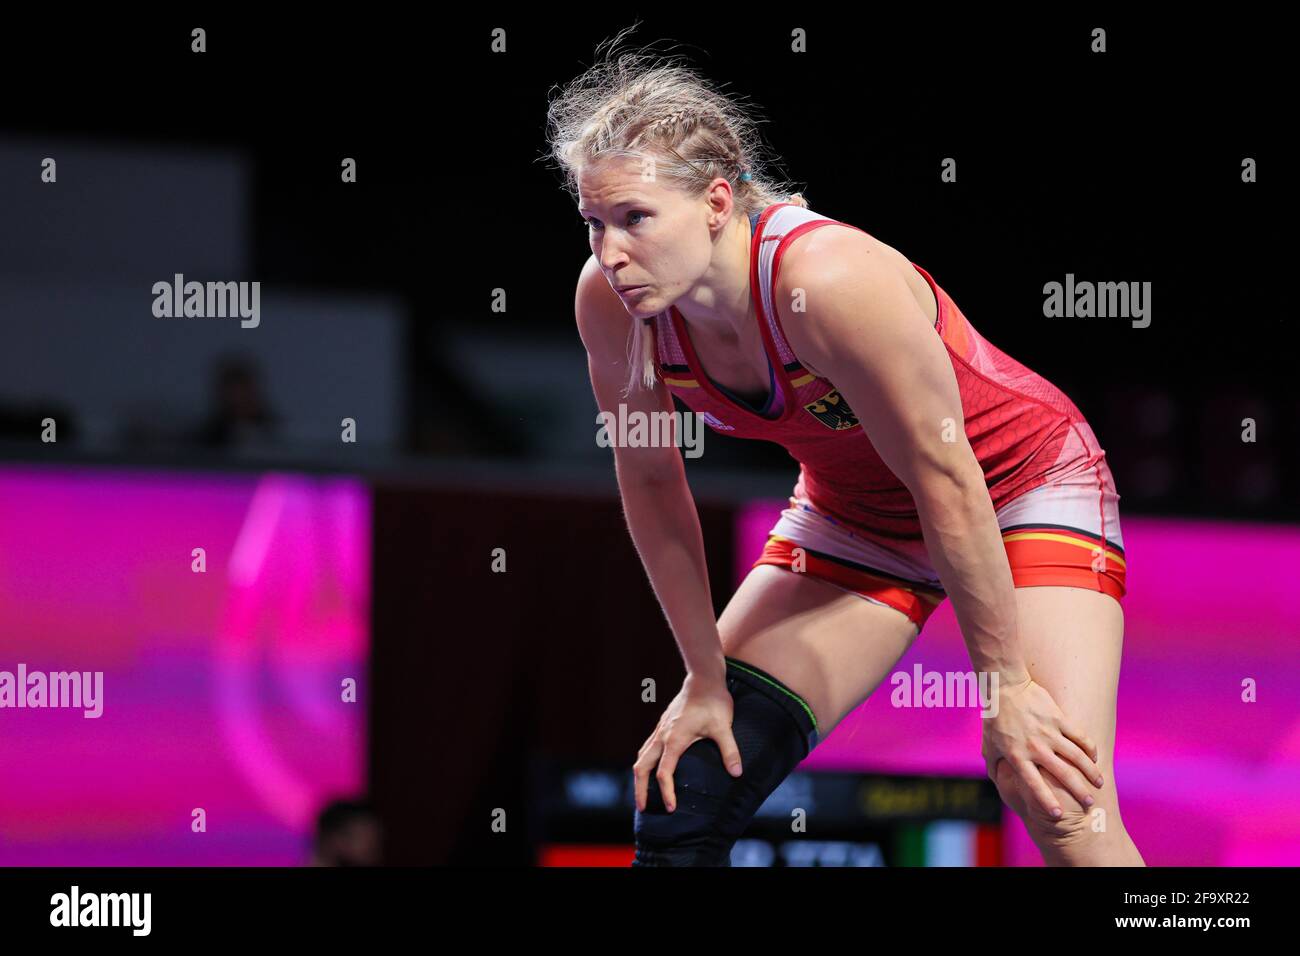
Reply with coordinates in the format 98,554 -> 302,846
574,252 -> 612,313
774,223 -> 892,301
573,253 -> 629,359
773,225 -> 899,376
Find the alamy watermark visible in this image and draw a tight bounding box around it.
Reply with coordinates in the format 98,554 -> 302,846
1043,274 -> 1150,328
50,886 -> 150,936
152,274 -> 260,328
0,663 -> 104,718
596,404 -> 705,458
890,663 -> 999,718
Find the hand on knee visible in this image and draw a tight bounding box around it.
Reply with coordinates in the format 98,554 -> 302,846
992,758 -> 1028,818
632,659 -> 818,867
1024,795 -> 1094,848
994,760 -> 1101,847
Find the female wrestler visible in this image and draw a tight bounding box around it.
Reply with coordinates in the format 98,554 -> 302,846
550,35 -> 1144,866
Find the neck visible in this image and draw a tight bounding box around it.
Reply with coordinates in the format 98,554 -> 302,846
673,212 -> 754,343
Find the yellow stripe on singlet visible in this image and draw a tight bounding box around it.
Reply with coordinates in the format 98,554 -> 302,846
1001,531 -> 1127,569
790,373 -> 817,387
663,377 -> 700,388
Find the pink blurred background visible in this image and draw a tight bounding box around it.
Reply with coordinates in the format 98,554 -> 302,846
3,464 -> 1294,866
738,501 -> 1300,866
0,465 -> 368,865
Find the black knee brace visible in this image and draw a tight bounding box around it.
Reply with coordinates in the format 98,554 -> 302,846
632,657 -> 820,866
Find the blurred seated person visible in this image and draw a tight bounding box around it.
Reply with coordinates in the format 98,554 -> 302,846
309,798 -> 382,866
195,353 -> 280,450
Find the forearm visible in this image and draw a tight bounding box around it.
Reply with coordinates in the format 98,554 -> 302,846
617,470 -> 727,684
913,470 -> 1029,685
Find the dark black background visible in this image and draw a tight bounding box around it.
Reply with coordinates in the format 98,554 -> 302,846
1,11 -> 1288,518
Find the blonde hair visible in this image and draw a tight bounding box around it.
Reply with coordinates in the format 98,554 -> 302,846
545,24 -> 810,396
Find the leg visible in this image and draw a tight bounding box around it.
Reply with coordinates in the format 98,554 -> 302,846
990,586 -> 1144,866
718,564 -> 921,739
633,563 -> 921,865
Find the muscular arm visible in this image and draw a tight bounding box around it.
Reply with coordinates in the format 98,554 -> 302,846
777,230 -> 1030,685
574,255 -> 727,684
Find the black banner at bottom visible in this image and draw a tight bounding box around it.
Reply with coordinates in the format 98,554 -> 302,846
0,866 -> 1289,941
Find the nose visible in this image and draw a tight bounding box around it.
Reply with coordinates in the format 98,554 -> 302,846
596,236 -> 629,273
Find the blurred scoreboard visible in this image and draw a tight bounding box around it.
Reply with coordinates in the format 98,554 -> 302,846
530,760 -> 1004,866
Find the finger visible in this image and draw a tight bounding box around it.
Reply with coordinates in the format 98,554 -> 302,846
633,759 -> 647,814
1015,757 -> 1063,820
715,728 -> 743,776
1041,751 -> 1099,811
634,740 -> 662,813
984,753 -> 1004,784
1056,735 -> 1105,789
638,721 -> 665,757
1058,719 -> 1099,768
656,738 -> 686,812
980,740 -> 998,776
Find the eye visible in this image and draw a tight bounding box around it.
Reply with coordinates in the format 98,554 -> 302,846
581,211 -> 646,232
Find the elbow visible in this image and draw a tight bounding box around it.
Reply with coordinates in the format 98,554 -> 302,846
615,449 -> 685,488
907,458 -> 987,514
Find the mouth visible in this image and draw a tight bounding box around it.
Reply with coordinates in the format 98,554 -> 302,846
616,285 -> 648,296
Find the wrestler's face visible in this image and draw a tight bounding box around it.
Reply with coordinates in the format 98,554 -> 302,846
577,155 -> 716,316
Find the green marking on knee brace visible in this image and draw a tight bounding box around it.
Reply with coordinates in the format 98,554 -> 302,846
726,660 -> 819,732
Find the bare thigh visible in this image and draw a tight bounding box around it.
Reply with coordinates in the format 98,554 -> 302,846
993,586 -> 1127,828
718,564 -> 920,739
